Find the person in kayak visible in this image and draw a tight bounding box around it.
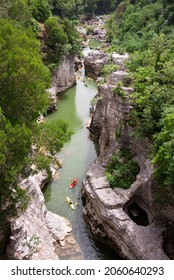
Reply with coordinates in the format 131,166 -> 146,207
69,178 -> 77,188
73,178 -> 77,183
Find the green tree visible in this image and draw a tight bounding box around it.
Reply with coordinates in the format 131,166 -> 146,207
82,0 -> 98,17
96,0 -> 116,14
106,149 -> 139,189
152,107 -> 174,203
51,0 -> 83,19
0,108 -> 32,223
44,16 -> 81,65
29,0 -> 51,22
0,19 -> 50,127
0,0 -> 31,24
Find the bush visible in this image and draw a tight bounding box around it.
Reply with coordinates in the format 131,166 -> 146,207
106,149 -> 139,189
101,63 -> 118,76
113,81 -> 126,102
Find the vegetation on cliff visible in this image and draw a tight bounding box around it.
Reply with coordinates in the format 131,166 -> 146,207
0,0 -> 76,232
105,0 -> 174,201
106,149 -> 139,189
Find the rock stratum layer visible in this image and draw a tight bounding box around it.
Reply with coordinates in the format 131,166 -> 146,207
82,50 -> 174,260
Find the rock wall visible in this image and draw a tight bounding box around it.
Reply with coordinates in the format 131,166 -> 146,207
47,54 -> 76,112
84,50 -> 110,79
82,52 -> 173,259
6,171 -> 73,260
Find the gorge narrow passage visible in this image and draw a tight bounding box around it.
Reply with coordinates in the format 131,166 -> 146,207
43,64 -> 117,259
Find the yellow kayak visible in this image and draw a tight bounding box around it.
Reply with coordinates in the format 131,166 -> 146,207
65,196 -> 77,210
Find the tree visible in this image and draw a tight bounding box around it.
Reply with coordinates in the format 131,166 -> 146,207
51,0 -> 83,19
0,19 -> 50,127
82,0 -> 98,17
96,0 -> 116,14
29,0 -> 51,22
0,108 -> 32,224
152,107 -> 174,202
0,0 -> 31,24
44,16 -> 81,65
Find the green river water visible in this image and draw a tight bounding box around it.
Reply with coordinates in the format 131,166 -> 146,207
43,55 -> 118,260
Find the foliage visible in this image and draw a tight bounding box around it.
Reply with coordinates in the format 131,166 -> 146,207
128,34 -> 174,137
0,108 -> 31,223
105,0 -> 174,194
152,107 -> 174,190
82,0 -> 98,17
29,0 -> 51,22
106,149 -> 139,189
86,26 -> 94,35
50,0 -> 116,19
82,0 -> 116,17
0,13 -> 73,229
95,0 -> 116,15
33,120 -> 72,156
30,18 -> 41,35
0,19 -> 50,127
44,16 -> 81,65
106,0 -> 164,53
113,81 -> 126,102
0,0 -> 31,24
51,0 -> 83,19
101,63 -> 118,77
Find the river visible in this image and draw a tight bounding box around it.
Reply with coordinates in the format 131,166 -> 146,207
43,51 -> 118,260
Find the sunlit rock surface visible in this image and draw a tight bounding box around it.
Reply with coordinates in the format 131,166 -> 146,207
6,171 -> 72,260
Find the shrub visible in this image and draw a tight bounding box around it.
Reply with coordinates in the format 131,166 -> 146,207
106,149 -> 140,189
101,63 -> 118,76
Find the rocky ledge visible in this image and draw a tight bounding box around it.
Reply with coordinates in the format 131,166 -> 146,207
6,171 -> 76,260
82,51 -> 174,259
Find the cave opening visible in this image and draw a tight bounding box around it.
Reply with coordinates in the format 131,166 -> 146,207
124,199 -> 150,226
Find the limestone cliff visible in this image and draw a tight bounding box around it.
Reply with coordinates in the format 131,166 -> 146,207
47,54 -> 76,112
82,51 -> 174,259
84,50 -> 110,79
6,171 -> 72,260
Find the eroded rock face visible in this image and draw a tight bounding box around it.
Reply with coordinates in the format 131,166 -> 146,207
52,55 -> 76,93
47,54 -> 76,112
84,50 -> 110,79
82,164 -> 168,260
82,53 -> 172,259
6,171 -> 72,260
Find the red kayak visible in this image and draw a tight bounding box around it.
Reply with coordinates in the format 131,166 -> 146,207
69,178 -> 77,189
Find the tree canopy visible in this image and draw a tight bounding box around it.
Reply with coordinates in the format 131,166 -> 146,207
0,19 -> 50,127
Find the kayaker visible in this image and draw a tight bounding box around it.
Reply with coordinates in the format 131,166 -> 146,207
71,178 -> 77,185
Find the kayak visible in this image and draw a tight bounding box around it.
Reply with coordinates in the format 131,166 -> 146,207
69,178 -> 77,189
65,196 -> 78,211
